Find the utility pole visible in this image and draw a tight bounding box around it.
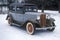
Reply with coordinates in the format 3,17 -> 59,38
41,0 -> 44,13
41,0 -> 47,13
58,0 -> 60,13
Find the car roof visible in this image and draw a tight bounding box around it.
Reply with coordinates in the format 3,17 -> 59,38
10,3 -> 36,7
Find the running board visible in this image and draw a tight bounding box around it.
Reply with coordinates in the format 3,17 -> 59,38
11,23 -> 21,27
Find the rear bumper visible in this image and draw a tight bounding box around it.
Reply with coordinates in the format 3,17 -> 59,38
36,26 -> 56,30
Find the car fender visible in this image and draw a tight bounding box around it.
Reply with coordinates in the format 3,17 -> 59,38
50,18 -> 55,22
6,14 -> 13,20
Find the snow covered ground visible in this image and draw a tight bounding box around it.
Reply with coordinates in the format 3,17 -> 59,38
0,11 -> 60,40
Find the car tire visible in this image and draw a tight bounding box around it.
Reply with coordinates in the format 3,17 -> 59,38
8,17 -> 13,25
26,22 -> 35,35
47,22 -> 55,31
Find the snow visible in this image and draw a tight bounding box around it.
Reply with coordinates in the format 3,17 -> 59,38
38,10 -> 59,14
0,11 -> 60,40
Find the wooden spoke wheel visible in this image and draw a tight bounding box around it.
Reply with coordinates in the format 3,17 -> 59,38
8,17 -> 12,25
26,22 -> 35,35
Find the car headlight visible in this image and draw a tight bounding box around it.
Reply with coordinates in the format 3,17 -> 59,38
37,16 -> 40,20
46,14 -> 51,19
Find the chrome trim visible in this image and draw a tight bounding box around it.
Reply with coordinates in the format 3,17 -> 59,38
36,26 -> 56,30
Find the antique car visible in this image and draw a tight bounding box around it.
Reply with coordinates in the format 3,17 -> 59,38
6,3 -> 56,35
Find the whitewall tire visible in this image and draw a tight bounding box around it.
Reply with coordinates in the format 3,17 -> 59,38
26,22 -> 35,35
8,17 -> 12,25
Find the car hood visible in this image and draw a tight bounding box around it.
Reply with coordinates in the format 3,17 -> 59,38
25,12 -> 43,15
25,12 -> 50,16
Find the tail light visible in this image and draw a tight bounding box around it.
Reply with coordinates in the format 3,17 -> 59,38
40,14 -> 46,27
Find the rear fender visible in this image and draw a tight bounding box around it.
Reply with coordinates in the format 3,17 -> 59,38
6,15 -> 9,20
6,14 -> 12,20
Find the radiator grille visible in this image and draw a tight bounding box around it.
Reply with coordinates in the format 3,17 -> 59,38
40,14 -> 46,27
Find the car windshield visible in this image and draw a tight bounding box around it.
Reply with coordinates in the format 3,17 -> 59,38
25,5 -> 37,12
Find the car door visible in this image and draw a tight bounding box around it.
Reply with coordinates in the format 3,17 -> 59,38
15,6 -> 24,24
9,6 -> 17,21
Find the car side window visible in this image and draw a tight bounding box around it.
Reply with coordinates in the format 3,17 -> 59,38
16,7 -> 22,11
16,6 -> 24,14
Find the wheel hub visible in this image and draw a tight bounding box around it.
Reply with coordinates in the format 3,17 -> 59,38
28,24 -> 33,32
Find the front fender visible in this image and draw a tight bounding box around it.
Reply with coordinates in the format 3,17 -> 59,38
49,18 -> 55,22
